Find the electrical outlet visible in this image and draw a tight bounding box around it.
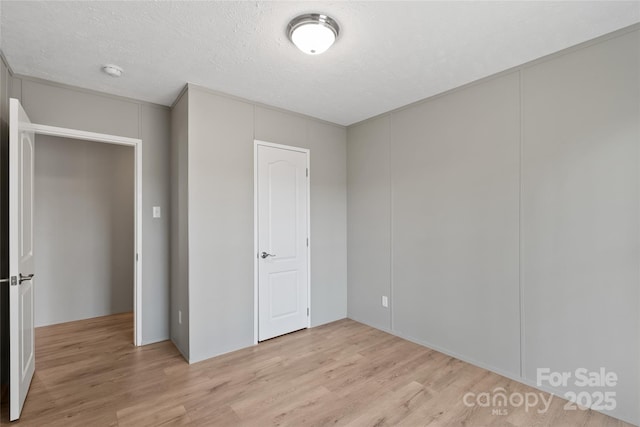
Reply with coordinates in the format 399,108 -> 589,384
178,310 -> 182,325
382,296 -> 389,308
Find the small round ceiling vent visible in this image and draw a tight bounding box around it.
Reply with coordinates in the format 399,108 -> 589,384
102,64 -> 123,78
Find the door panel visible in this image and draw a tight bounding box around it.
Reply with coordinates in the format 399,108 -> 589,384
20,133 -> 34,260
257,144 -> 309,341
9,98 -> 36,421
268,161 -> 298,259
20,283 -> 34,374
269,270 -> 299,318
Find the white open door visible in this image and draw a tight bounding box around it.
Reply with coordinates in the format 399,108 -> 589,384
9,98 -> 36,421
256,142 -> 310,341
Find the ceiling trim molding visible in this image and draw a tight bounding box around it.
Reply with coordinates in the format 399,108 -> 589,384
0,50 -> 16,75
171,83 -> 189,110
11,71 -> 170,111
185,82 -> 346,129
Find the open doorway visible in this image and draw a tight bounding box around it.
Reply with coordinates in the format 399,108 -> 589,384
34,135 -> 135,332
4,98 -> 144,421
28,121 -> 143,346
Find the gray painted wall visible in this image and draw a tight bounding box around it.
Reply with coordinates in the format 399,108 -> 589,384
34,137 -> 134,326
170,91 -> 189,358
11,77 -> 171,344
346,28 -> 639,424
188,88 -> 255,363
139,103 -> 172,344
521,30 -> 639,424
346,115 -> 391,332
172,85 -> 347,363
391,72 -> 521,376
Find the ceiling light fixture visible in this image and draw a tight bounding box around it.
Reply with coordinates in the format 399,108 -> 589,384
102,64 -> 123,78
287,14 -> 339,55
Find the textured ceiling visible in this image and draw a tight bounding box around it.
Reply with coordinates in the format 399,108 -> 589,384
1,1 -> 639,126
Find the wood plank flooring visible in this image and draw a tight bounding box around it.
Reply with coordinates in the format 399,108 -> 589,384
2,313 -> 633,426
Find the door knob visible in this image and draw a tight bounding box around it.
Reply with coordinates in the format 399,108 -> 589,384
261,252 -> 276,259
19,273 -> 34,284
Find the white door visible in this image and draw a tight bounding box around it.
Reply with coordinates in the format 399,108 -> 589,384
257,143 -> 309,341
9,98 -> 36,421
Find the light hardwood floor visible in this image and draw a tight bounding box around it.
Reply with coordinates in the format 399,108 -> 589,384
2,313 -> 633,426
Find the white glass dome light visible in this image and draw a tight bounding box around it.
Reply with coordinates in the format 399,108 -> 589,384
287,14 -> 340,55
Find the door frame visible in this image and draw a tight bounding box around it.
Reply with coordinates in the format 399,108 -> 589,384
23,120 -> 144,346
253,140 -> 310,344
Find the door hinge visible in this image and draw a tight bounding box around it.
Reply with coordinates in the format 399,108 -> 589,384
306,168 -> 308,177
136,253 -> 139,262
306,237 -> 309,247
307,307 -> 309,316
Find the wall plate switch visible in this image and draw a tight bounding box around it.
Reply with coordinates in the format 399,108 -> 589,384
382,295 -> 389,308
153,206 -> 161,218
